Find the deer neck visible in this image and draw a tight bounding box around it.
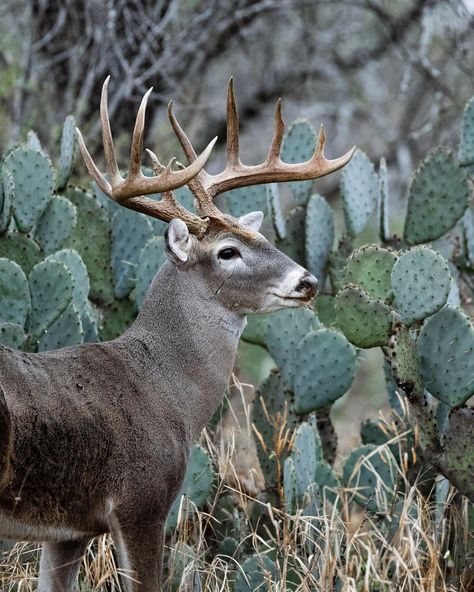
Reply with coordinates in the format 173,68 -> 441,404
119,261 -> 245,435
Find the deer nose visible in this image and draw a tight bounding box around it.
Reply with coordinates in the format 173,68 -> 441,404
296,272 -> 318,297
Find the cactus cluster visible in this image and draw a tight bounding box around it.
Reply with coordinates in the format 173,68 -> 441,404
1,95 -> 473,588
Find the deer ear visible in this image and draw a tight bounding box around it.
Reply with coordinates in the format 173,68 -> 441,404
238,211 -> 264,232
166,219 -> 192,263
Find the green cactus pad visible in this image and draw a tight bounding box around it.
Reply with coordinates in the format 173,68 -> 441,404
234,555 -> 277,592
0,258 -> 30,327
0,232 -> 42,275
57,115 -> 77,190
3,147 -> 54,232
266,307 -> 320,386
135,236 -> 166,309
385,322 -> 423,398
111,209 -> 153,299
35,195 -> 77,254
1,169 -> 13,233
291,421 -> 322,498
315,461 -> 341,506
168,541 -> 200,592
241,313 -> 271,346
267,183 -> 286,239
81,303 -> 100,343
328,237 -> 353,292
391,247 -> 451,325
443,407 -> 474,501
459,95 -> 474,174
305,194 -> 334,288
284,456 -> 298,513
28,259 -> 73,340
336,285 -> 392,348
46,249 -> 90,314
65,186 -> 114,304
38,304 -> 84,351
224,184 -> 269,218
26,130 -> 44,153
315,294 -> 337,327
417,305 -> 474,407
340,150 -> 379,237
252,370 -> 297,488
344,245 -> 397,301
166,443 -> 214,532
99,298 -> 136,341
463,206 -> 474,265
276,206 -> 306,265
293,328 -> 357,413
377,157 -> 390,241
0,322 -> 26,349
281,119 -> 317,205
403,149 -> 469,244
343,444 -> 399,514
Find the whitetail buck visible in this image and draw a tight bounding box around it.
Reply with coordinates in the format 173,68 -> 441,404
0,77 -> 354,591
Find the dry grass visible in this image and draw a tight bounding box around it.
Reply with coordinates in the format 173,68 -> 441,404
1,393 -> 472,592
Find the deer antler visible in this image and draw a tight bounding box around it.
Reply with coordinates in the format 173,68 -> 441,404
76,77 -> 217,235
168,78 -> 356,218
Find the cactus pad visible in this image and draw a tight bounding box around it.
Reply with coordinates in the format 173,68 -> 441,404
46,249 -> 90,314
291,421 -> 322,498
35,195 -> 77,254
276,206 -> 306,265
340,150 -> 379,237
267,183 -> 286,239
336,285 -> 392,348
315,461 -> 341,506
234,554 -> 277,592
305,194 -> 334,288
65,187 -> 114,304
344,245 -> 396,301
417,305 -> 474,407
284,456 -> 298,513
391,247 -> 451,325
57,115 -> 77,190
3,147 -> 54,232
0,322 -> 26,349
281,119 -> 317,205
28,259 -> 73,340
225,185 -> 269,218
443,407 -> 474,501
1,169 -> 13,233
385,322 -> 423,398
377,157 -> 390,241
459,95 -> 474,174
343,444 -> 399,514
293,328 -> 357,413
252,370 -> 297,488
266,307 -> 319,386
166,443 -> 214,531
404,149 -> 469,244
135,236 -> 166,309
99,298 -> 136,341
0,232 -> 42,275
38,304 -> 84,351
0,259 -> 30,327
111,209 -> 153,299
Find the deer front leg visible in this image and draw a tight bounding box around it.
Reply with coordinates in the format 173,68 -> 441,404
38,538 -> 90,592
109,512 -> 165,592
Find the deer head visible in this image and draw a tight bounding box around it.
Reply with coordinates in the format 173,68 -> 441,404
77,77 -> 355,314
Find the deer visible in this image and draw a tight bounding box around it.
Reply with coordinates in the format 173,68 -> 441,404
0,76 -> 354,591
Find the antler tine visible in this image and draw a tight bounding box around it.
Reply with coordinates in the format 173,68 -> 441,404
146,148 -> 166,174
226,78 -> 240,167
100,76 -> 121,185
128,86 -> 153,179
76,127 -> 112,195
265,99 -> 285,164
168,101 -> 198,162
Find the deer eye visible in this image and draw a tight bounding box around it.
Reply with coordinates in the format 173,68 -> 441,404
218,247 -> 240,260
